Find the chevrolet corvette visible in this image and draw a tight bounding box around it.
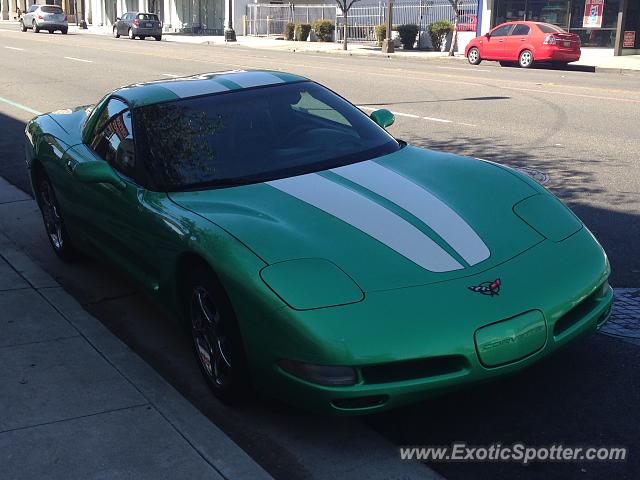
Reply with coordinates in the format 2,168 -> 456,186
25,70 -> 613,414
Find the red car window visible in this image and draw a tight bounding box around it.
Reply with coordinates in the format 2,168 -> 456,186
511,24 -> 531,35
491,24 -> 514,36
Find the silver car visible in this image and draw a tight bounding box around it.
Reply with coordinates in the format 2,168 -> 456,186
20,4 -> 68,34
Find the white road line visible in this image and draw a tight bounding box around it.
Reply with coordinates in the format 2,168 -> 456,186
359,105 -> 473,127
4,46 -> 24,51
161,73 -> 180,77
423,116 -> 453,123
64,56 -> 93,63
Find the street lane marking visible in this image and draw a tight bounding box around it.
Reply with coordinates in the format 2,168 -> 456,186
161,73 -> 180,77
4,46 -> 24,51
64,56 -> 93,63
423,116 -> 453,123
0,96 -> 42,115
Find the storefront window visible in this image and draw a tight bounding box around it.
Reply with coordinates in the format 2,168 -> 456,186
622,0 -> 639,49
569,0 -> 620,48
495,1 -> 570,28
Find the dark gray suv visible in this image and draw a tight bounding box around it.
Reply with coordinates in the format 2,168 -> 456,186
113,12 -> 162,41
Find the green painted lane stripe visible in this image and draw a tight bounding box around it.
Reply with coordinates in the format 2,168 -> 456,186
0,96 -> 42,116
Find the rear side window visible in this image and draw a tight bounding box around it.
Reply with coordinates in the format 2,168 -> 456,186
41,6 -> 63,13
137,14 -> 159,20
538,23 -> 565,33
512,24 -> 530,36
491,24 -> 514,37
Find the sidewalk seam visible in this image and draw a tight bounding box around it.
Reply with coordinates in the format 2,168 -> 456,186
0,402 -> 151,435
0,334 -> 79,351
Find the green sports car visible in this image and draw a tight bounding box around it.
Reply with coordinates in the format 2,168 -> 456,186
25,70 -> 613,414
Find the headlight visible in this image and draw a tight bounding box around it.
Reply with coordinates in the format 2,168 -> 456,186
278,359 -> 357,386
513,194 -> 582,242
260,258 -> 363,310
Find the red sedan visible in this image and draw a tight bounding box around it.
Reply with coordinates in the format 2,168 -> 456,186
466,21 -> 581,68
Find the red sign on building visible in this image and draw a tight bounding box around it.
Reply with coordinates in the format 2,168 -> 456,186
623,31 -> 636,48
583,0 -> 604,29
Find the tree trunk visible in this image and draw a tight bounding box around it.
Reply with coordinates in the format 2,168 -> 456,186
343,8 -> 348,50
448,4 -> 458,56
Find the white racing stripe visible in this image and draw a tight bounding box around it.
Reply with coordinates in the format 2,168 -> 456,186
160,79 -> 229,97
221,71 -> 284,88
267,174 -> 464,272
332,162 -> 490,266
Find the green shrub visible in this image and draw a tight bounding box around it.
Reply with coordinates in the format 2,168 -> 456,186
397,24 -> 419,49
375,24 -> 386,45
428,20 -> 452,51
311,19 -> 335,42
294,23 -> 312,41
283,22 -> 295,40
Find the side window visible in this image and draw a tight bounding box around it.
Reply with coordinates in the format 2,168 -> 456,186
491,24 -> 514,37
29,5 -> 38,12
511,24 -> 531,36
89,99 -> 136,178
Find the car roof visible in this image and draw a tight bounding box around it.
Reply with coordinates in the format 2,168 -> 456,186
113,70 -> 308,108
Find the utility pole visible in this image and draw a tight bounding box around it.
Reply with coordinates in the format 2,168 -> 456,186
381,0 -> 393,53
224,0 -> 236,41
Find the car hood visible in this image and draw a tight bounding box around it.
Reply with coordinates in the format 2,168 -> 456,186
169,146 -> 546,292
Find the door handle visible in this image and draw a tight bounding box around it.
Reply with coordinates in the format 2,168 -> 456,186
498,39 -> 504,42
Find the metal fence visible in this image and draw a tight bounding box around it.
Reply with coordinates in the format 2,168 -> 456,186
245,1 -> 478,42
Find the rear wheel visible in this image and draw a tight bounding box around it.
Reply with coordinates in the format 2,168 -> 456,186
20,20 -> 27,32
518,49 -> 533,68
61,28 -> 67,34
140,35 -> 146,40
113,26 -> 120,38
154,35 -> 161,41
467,47 -> 481,65
32,20 -> 39,33
128,28 -> 135,39
184,266 -> 250,404
36,172 -> 78,261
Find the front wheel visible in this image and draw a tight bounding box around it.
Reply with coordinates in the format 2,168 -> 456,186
20,20 -> 27,32
36,173 -> 78,261
467,47 -> 481,65
139,35 -> 146,40
185,266 -> 250,404
128,28 -> 135,39
519,49 -> 533,68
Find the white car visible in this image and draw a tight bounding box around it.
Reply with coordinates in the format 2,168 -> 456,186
20,4 -> 68,34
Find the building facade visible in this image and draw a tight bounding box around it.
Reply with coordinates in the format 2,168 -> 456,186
479,0 -> 639,54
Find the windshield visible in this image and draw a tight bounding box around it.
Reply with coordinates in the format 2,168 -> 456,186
133,81 -> 400,191
538,23 -> 566,33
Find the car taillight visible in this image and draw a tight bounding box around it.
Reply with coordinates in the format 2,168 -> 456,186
133,19 -> 139,27
159,21 -> 162,28
37,14 -> 44,19
63,15 -> 67,21
543,34 -> 557,45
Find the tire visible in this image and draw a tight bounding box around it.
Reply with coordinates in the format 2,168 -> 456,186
184,266 -> 250,404
61,28 -> 67,34
467,47 -> 481,65
128,28 -> 135,39
518,49 -> 533,68
113,26 -> 120,38
140,35 -> 146,40
48,29 -> 53,34
32,20 -> 40,33
35,171 -> 78,261
154,35 -> 161,41
20,20 -> 27,32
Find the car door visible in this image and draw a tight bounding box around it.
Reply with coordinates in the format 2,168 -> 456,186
64,97 -> 177,291
117,13 -> 127,35
483,24 -> 515,60
504,23 -> 532,61
24,5 -> 37,25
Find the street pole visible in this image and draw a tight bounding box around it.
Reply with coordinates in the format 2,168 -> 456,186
224,0 -> 236,41
381,0 -> 394,53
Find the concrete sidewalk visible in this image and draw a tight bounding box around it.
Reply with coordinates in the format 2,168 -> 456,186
0,176 -> 272,479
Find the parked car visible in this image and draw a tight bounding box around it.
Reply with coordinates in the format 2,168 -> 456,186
113,12 -> 162,41
466,21 -> 581,68
24,70 -> 612,414
20,4 -> 68,34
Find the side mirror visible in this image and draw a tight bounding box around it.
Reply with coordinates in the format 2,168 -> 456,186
370,109 -> 395,129
485,32 -> 491,38
73,160 -> 126,190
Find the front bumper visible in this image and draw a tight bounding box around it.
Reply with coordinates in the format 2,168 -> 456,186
243,227 -> 612,414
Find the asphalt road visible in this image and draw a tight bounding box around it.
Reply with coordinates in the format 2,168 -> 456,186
0,26 -> 638,480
